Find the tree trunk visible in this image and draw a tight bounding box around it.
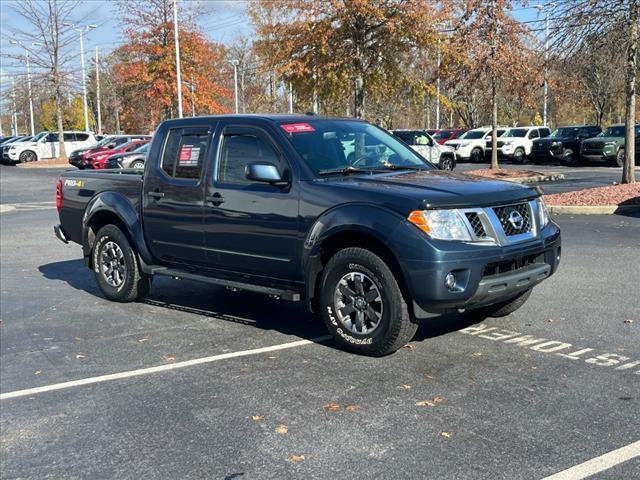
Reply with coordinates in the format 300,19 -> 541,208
622,0 -> 638,184
491,76 -> 499,170
354,73 -> 364,119
55,83 -> 66,159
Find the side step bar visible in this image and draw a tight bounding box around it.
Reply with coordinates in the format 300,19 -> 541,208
144,266 -> 302,302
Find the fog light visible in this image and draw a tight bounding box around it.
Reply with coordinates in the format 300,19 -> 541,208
445,272 -> 456,291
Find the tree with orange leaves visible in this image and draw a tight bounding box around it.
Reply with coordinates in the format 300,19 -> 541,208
250,0 -> 442,120
111,0 -> 231,132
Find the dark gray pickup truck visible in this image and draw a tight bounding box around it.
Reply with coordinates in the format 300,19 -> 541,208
55,115 -> 561,356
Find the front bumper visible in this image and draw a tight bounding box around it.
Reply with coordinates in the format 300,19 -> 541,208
394,222 -> 561,316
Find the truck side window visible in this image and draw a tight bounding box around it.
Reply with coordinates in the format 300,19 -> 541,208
161,127 -> 209,180
219,131 -> 281,184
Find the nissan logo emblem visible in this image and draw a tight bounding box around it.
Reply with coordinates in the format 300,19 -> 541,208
508,210 -> 525,230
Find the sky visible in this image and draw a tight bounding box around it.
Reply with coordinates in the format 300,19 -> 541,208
0,0 -> 548,119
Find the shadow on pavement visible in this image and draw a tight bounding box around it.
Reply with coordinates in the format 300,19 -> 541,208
38,259 -> 484,352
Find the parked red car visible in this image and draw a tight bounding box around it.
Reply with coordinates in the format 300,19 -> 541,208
432,129 -> 468,145
88,139 -> 151,169
69,135 -> 151,169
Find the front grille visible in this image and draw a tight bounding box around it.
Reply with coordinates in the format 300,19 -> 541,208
492,203 -> 532,236
465,212 -> 487,238
482,253 -> 545,277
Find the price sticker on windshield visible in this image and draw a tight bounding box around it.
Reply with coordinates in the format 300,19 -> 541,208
280,123 -> 316,134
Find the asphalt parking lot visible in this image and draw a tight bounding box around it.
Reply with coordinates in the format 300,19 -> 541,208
1,165 -> 639,479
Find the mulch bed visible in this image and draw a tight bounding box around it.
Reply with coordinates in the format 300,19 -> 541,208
18,158 -> 70,168
465,168 -> 547,179
544,184 -> 640,206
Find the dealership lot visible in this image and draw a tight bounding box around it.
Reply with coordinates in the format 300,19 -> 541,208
1,166 -> 638,479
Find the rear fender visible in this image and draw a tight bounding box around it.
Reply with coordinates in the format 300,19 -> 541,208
82,191 -> 153,267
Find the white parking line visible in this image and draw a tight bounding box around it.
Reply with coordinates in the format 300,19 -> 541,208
541,440 -> 640,480
0,335 -> 331,400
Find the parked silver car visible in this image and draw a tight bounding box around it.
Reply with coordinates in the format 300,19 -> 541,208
103,142 -> 149,169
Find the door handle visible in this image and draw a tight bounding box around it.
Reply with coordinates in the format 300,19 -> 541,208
206,192 -> 225,206
148,191 -> 165,199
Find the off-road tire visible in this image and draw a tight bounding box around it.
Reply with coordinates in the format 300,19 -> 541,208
92,224 -> 151,302
476,288 -> 532,318
320,247 -> 418,356
615,149 -> 625,168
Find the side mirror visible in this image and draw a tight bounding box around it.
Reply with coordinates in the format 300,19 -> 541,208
245,162 -> 288,186
108,144 -> 115,149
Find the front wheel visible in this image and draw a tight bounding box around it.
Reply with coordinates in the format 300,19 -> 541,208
92,224 -> 151,302
470,148 -> 483,163
320,247 -> 418,356
512,147 -> 526,164
614,149 -> 625,168
475,289 -> 532,318
19,151 -> 37,163
439,155 -> 454,170
130,160 -> 145,169
561,149 -> 578,166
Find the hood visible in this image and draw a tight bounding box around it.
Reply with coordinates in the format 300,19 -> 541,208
84,146 -> 112,158
583,136 -> 622,144
318,170 -> 538,210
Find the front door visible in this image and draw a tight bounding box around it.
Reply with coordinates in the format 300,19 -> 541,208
38,133 -> 59,159
142,124 -> 213,266
202,123 -> 300,279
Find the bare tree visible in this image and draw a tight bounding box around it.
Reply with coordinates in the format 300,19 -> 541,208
7,0 -> 83,159
550,0 -> 637,184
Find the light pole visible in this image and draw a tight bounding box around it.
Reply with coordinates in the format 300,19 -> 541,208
66,23 -> 96,131
230,59 -> 239,114
436,35 -> 441,130
11,76 -> 17,135
173,0 -> 183,118
536,3 -> 556,127
10,40 -> 38,136
95,47 -> 102,135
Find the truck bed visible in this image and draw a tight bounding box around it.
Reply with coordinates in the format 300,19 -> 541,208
58,169 -> 143,245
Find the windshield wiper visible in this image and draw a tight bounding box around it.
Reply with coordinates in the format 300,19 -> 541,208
317,166 -> 377,176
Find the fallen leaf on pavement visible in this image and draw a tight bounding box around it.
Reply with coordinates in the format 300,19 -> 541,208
346,404 -> 357,412
471,352 -> 482,357
34,370 -> 42,375
75,353 -> 85,359
441,432 -> 452,438
323,403 -> 341,412
74,336 -> 81,342
251,415 -> 265,422
275,424 -> 288,434
287,454 -> 305,463
162,355 -> 176,362
415,400 -> 435,407
433,396 -> 445,404
623,319 -> 633,324
403,344 -> 415,350
399,384 -> 412,390
138,338 -> 148,343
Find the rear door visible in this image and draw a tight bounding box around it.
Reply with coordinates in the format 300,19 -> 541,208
142,123 -> 214,266
202,122 -> 300,279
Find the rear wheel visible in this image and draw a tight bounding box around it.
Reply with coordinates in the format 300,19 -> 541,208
130,160 -> 145,169
92,224 -> 151,302
614,149 -> 625,168
320,247 -> 418,356
475,289 -> 532,318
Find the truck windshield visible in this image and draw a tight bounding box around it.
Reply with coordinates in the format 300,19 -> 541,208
281,120 -> 433,174
598,126 -> 625,137
502,129 -> 528,138
550,127 -> 579,138
459,130 -> 487,139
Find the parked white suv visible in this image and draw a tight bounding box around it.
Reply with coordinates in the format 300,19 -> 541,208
391,129 -> 456,170
444,127 -> 508,163
4,131 -> 97,163
486,126 -> 551,163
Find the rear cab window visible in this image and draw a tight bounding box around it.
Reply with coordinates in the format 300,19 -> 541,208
161,127 -> 210,180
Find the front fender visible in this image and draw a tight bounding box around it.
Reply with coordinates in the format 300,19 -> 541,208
302,203 -> 407,310
82,191 -> 153,266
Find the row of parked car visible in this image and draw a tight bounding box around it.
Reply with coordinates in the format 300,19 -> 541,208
393,123 -> 640,167
0,131 -> 151,169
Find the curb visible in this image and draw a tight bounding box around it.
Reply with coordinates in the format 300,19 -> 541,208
506,173 -> 565,184
547,205 -> 640,215
16,163 -> 71,169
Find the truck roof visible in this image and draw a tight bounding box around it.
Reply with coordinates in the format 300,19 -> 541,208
160,114 -> 365,126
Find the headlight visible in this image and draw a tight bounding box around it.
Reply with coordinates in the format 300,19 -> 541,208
551,141 -> 560,147
504,141 -> 513,146
408,209 -> 472,241
537,197 -> 550,227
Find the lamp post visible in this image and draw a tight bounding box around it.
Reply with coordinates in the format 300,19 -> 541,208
230,59 -> 239,114
535,3 -> 556,127
173,0 -> 183,118
9,40 -> 39,136
65,23 -> 96,131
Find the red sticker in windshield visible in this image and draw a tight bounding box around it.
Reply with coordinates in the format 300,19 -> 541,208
280,122 -> 315,133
